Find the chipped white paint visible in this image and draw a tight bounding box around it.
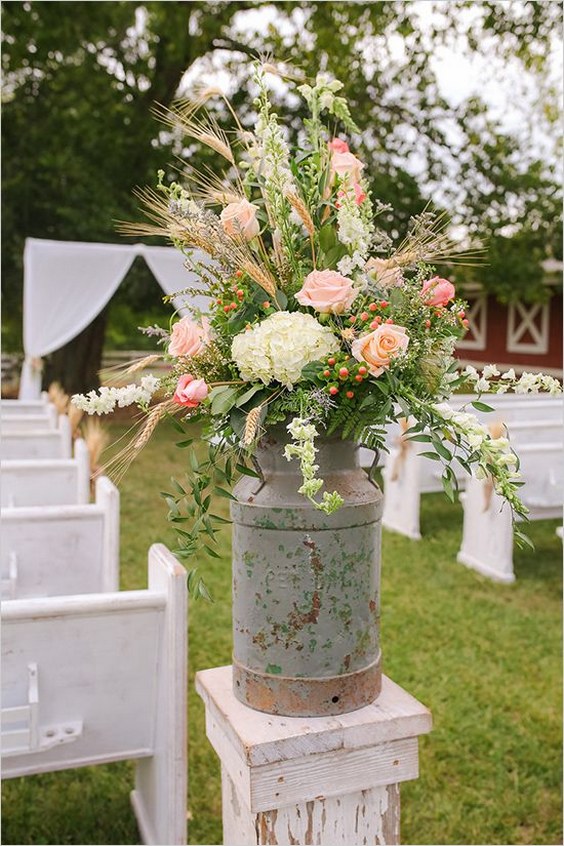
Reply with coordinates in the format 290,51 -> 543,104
196,666 -> 431,846
2,543 -> 188,846
1,475 -> 119,599
1,437 -> 90,507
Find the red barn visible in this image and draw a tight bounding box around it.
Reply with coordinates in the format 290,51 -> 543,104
455,260 -> 563,379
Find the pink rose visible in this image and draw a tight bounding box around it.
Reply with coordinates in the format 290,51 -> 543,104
220,199 -> 260,241
330,150 -> 364,184
351,324 -> 410,377
353,183 -> 366,205
173,374 -> 209,408
421,276 -> 455,307
328,138 -> 349,153
365,257 -> 403,288
168,316 -> 208,358
295,269 -> 357,315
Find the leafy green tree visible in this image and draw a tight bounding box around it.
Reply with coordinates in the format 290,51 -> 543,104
2,0 -> 561,392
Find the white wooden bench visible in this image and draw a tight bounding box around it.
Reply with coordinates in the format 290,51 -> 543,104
1,407 -> 58,432
1,543 -> 188,846
1,414 -> 72,460
380,397 -> 563,540
457,440 -> 564,583
359,395 -> 563,471
1,395 -> 51,416
1,438 -> 90,507
1,476 -> 119,600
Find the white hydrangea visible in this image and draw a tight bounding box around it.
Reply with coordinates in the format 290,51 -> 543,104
231,311 -> 337,388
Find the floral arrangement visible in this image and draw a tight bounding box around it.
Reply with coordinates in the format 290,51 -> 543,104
73,63 -> 561,587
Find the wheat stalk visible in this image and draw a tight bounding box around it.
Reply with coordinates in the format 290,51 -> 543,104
285,192 -> 315,236
124,355 -> 163,375
243,407 -> 262,446
82,417 -> 110,476
133,400 -> 176,451
68,404 -> 84,435
240,259 -> 278,299
47,382 -> 69,414
101,400 -> 178,484
153,103 -> 235,164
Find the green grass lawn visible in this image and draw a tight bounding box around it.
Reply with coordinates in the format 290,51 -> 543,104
2,422 -> 562,846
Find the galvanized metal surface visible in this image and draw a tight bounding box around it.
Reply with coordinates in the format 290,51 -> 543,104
231,426 -> 383,717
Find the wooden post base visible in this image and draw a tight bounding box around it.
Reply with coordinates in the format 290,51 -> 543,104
196,666 -> 432,846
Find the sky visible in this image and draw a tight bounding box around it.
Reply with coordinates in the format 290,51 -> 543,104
177,0 -> 562,170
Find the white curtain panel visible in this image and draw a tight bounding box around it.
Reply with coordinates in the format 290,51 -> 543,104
139,244 -> 212,316
19,238 -> 210,398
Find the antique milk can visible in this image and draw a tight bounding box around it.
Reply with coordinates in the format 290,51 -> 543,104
231,425 -> 383,717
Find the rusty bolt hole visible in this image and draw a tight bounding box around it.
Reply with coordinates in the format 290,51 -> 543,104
331,695 -> 340,703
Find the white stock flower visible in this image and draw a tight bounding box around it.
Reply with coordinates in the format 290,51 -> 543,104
231,311 -> 337,389
515,372 -> 540,394
72,375 -> 160,415
483,364 -> 499,378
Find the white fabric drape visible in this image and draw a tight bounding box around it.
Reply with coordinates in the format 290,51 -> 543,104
19,238 -> 211,399
137,244 -> 211,315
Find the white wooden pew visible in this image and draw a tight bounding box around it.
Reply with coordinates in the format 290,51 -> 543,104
1,543 -> 188,846
381,398 -> 563,540
1,476 -> 118,600
1,414 -> 72,460
1,395 -> 51,416
457,441 -> 564,583
1,407 -> 58,432
359,395 -> 563,471
1,438 -> 90,507
453,393 -> 563,418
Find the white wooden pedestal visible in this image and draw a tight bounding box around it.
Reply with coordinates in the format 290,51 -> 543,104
196,666 -> 432,846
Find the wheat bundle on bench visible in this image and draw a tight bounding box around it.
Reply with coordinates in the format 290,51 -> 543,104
1,543 -> 188,846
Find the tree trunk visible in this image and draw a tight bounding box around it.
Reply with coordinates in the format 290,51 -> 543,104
43,308 -> 108,395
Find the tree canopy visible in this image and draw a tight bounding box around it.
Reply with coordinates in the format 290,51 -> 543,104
2,1 -> 561,385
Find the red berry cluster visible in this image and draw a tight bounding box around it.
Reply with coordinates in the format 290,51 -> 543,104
213,270 -> 254,316
318,352 -> 369,400
350,299 -> 391,330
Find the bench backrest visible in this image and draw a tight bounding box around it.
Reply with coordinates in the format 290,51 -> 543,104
1,397 -> 51,417
1,543 -> 187,845
1,476 -> 119,599
1,438 -> 90,507
1,415 -> 72,460
517,441 -> 563,517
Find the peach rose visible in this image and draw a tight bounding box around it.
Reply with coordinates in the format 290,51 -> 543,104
365,257 -> 403,288
295,269 -> 357,315
173,374 -> 209,408
421,276 -> 455,307
330,150 -> 364,184
168,316 -> 208,358
220,199 -> 260,241
328,138 -> 349,153
351,324 -> 410,377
